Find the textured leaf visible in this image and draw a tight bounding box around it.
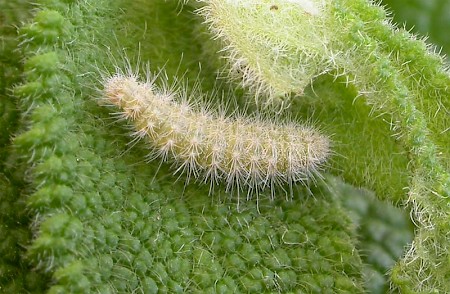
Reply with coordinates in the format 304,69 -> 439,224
3,0 -> 365,293
1,0 -> 448,293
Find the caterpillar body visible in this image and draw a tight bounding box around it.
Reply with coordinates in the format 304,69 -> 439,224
102,73 -> 330,199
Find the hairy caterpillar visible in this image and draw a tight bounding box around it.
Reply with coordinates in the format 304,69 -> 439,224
101,71 -> 330,200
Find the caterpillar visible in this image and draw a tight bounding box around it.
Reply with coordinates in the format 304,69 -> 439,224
102,71 -> 330,200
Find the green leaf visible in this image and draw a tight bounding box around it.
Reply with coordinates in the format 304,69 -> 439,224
3,0 -> 367,292
1,0 -> 448,293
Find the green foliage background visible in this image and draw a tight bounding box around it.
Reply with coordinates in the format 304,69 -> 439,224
383,0 -> 450,58
0,0 -> 448,293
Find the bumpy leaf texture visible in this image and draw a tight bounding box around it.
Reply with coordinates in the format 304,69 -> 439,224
1,0 -> 446,293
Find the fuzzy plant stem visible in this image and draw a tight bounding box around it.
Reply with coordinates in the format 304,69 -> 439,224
199,0 -> 450,291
